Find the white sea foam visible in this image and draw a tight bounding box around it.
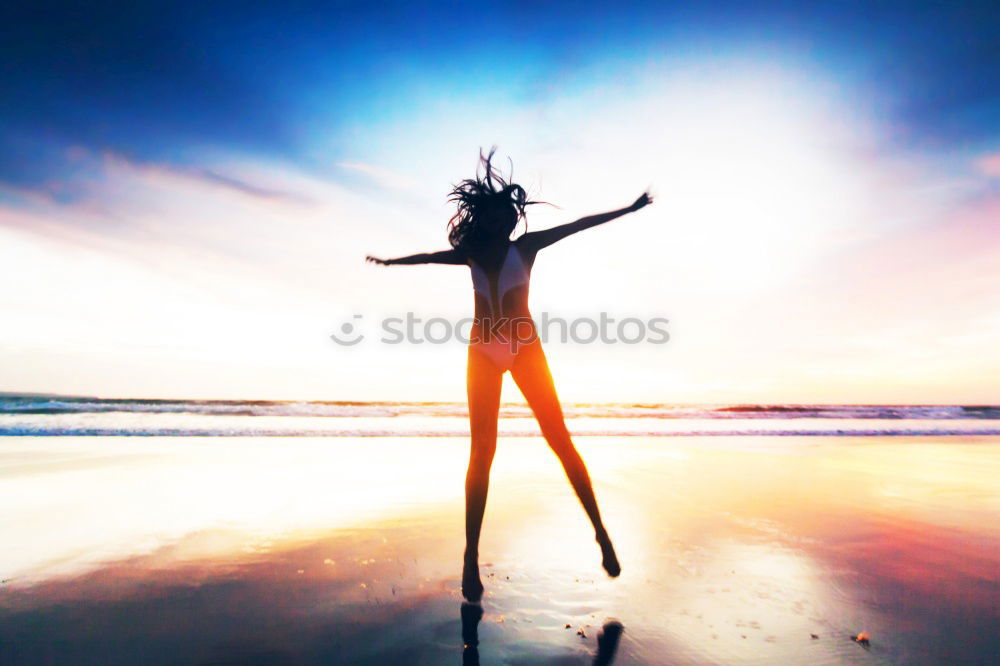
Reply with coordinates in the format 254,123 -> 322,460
0,395 -> 997,437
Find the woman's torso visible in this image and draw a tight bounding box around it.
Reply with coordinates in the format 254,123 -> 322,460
466,241 -> 535,341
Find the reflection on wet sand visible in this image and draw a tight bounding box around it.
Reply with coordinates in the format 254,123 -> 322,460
0,435 -> 997,664
462,602 -> 484,664
462,601 -> 624,666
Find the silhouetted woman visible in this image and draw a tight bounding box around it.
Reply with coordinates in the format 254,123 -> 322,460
366,147 -> 653,601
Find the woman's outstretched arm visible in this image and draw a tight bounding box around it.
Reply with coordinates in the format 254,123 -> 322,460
519,191 -> 653,253
366,249 -> 466,266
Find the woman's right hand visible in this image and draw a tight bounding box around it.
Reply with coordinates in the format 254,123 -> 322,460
366,255 -> 392,266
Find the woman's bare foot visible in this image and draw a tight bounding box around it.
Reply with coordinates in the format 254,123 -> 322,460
462,553 -> 484,602
596,530 -> 621,577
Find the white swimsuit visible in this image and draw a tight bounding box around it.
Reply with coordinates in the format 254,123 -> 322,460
468,243 -> 534,371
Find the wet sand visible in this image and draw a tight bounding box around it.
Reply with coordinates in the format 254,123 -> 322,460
1,435 -> 998,664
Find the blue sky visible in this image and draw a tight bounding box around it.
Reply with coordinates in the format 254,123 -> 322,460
3,1 -> 997,188
1,1 -> 997,401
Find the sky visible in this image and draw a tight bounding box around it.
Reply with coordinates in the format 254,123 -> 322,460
0,0 -> 997,403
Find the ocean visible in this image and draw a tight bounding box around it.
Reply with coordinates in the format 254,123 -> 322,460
2,394 -> 998,437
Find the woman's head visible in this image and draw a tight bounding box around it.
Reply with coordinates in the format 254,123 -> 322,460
447,147 -> 543,252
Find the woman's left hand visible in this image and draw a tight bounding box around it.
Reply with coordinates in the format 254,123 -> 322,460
630,191 -> 654,211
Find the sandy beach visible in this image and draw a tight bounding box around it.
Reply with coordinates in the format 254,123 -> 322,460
0,434 -> 997,664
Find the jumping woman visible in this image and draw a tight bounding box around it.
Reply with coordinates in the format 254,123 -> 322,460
366,147 -> 653,602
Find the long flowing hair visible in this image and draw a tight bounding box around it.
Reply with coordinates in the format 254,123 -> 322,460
447,146 -> 548,252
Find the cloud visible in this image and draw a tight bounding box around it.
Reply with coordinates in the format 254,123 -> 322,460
976,153 -> 1000,178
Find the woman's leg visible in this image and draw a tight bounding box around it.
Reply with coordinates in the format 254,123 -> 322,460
463,346 -> 504,601
510,341 -> 621,576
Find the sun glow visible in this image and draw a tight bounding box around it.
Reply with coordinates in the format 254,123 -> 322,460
1,60 -> 996,402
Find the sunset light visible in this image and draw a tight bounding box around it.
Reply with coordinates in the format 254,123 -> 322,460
1,3 -> 997,664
